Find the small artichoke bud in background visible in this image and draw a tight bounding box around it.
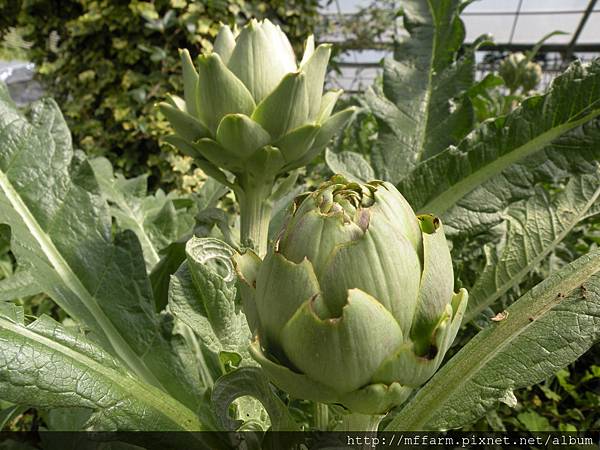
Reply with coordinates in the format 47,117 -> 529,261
234,176 -> 468,414
159,19 -> 357,183
499,52 -> 542,93
521,60 -> 542,92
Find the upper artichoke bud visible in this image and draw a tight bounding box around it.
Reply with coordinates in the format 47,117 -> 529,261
159,20 -> 356,183
499,52 -> 542,93
234,176 -> 468,414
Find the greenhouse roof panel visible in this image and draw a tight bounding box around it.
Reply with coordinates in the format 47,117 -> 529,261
579,12 -> 600,43
321,0 -> 599,46
462,0 -> 599,44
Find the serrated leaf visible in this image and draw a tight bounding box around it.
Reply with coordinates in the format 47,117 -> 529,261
150,179 -> 230,310
385,250 -> 600,431
166,237 -> 251,359
0,93 -> 201,409
399,60 -> 600,216
90,157 -> 196,270
0,310 -> 210,433
464,172 -> 600,322
365,0 -> 476,182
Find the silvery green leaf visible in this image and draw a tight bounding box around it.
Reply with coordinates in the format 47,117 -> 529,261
582,199 -> 600,220
325,149 -> 375,183
0,270 -> 41,301
463,172 -> 600,322
150,179 -> 230,310
166,237 -> 252,360
0,306 -> 212,434
365,0 -> 476,182
90,157 -> 196,269
0,93 -> 201,410
385,250 -> 600,431
399,60 -> 600,216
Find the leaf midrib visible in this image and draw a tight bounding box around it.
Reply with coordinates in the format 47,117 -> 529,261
419,109 -> 600,215
0,317 -> 202,431
415,0 -> 438,164
465,180 -> 600,322
0,169 -> 162,389
385,251 -> 600,430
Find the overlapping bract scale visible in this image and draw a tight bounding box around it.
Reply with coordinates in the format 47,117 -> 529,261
235,176 -> 468,414
159,19 -> 356,182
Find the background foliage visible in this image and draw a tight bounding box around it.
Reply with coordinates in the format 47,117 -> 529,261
0,0 -> 320,191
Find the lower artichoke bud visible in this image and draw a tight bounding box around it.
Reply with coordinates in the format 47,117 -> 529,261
234,176 -> 468,414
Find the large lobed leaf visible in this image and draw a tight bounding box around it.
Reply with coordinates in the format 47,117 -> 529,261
167,237 -> 251,362
90,157 -> 196,270
386,250 -> 600,430
400,59 -> 600,216
0,88 -> 201,409
462,166 -> 600,322
0,304 -> 209,433
439,81 -> 600,321
364,0 -> 476,182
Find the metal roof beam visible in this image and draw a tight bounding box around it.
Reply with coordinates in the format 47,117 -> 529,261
564,0 -> 598,60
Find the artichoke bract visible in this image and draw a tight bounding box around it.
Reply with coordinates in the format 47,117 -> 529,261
234,176 -> 468,414
159,19 -> 356,255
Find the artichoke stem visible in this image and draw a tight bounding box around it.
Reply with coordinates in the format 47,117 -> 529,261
336,412 -> 384,433
314,402 -> 330,430
237,175 -> 274,257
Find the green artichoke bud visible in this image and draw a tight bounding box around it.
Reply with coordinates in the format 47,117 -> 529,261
234,176 -> 468,414
159,19 -> 356,181
499,52 -> 542,93
520,60 -> 542,92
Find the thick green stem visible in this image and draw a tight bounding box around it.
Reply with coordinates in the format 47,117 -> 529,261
336,412 -> 384,432
237,175 -> 274,257
334,413 -> 385,450
314,402 -> 330,430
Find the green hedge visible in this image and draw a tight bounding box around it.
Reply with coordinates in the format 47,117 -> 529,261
3,0 -> 319,190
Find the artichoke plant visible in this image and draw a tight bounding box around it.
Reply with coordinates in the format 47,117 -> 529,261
159,20 -> 356,255
234,176 -> 468,414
